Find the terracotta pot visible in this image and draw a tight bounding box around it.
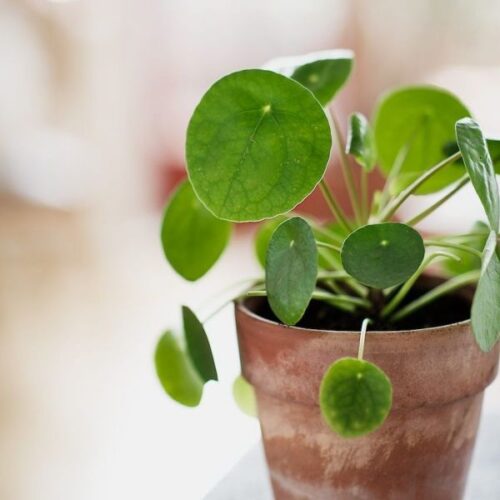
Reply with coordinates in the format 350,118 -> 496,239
235,287 -> 499,500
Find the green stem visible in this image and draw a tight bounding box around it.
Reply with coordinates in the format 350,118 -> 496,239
424,240 -> 482,259
405,175 -> 470,226
390,270 -> 480,323
358,318 -> 372,360
378,151 -> 461,222
381,252 -> 459,319
312,290 -> 371,309
360,168 -> 369,223
331,112 -> 362,225
377,141 -> 412,213
316,240 -> 341,253
319,180 -> 352,233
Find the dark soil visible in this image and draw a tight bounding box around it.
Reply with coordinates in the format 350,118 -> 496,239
246,278 -> 472,332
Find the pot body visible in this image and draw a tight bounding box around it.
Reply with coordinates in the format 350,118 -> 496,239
235,299 -> 499,500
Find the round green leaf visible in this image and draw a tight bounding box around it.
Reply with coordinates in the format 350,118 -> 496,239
265,217 -> 318,325
341,223 -> 425,289
161,180 -> 231,281
182,306 -> 218,383
264,50 -> 354,106
154,331 -> 203,407
186,69 -> 332,222
232,375 -> 257,417
374,86 -> 471,194
472,231 -> 500,352
254,215 -> 288,267
320,357 -> 392,438
346,112 -> 377,171
456,118 -> 500,232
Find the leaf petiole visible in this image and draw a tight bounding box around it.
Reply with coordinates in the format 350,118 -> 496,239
390,270 -> 480,323
378,151 -> 461,221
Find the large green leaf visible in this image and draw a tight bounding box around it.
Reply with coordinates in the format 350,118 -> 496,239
182,306 -> 218,383
471,231 -> 500,352
456,118 -> 500,232
319,357 -> 392,438
186,69 -> 332,222
254,215 -> 288,267
154,331 -> 203,407
264,49 -> 354,106
374,86 -> 471,194
161,180 -> 231,281
265,217 -> 318,325
341,223 -> 425,289
346,112 -> 377,171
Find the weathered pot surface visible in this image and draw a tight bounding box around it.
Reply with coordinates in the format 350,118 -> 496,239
235,287 -> 499,500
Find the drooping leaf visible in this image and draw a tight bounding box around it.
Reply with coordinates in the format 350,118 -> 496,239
374,86 -> 471,194
186,69 -> 332,222
161,180 -> 232,281
319,357 -> 393,438
264,49 -> 354,106
456,118 -> 500,232
265,217 -> 318,325
182,306 -> 218,382
254,215 -> 289,267
471,231 -> 500,352
232,375 -> 257,417
442,221 -> 489,276
341,223 -> 425,288
154,331 -> 203,407
346,112 -> 377,171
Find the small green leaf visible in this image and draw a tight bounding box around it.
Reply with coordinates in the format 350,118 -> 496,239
456,118 -> 500,232
254,215 -> 288,267
442,221 -> 489,276
319,357 -> 393,438
264,50 -> 354,107
186,69 -> 332,222
341,223 -> 425,288
232,375 -> 257,417
471,231 -> 500,352
374,86 -> 471,194
266,217 -> 318,325
346,112 -> 377,171
182,306 -> 218,382
154,331 -> 203,407
161,180 -> 231,281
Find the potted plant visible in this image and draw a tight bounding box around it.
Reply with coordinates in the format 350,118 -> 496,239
154,50 -> 499,499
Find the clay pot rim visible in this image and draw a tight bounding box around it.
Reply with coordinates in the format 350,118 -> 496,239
235,297 -> 471,337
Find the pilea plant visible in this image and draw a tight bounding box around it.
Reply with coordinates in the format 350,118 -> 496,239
155,50 -> 500,438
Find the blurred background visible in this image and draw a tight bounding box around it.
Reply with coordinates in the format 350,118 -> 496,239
1,1 -> 500,499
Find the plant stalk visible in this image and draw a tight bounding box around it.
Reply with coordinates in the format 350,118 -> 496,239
319,180 -> 352,233
331,112 -> 363,225
381,252 -> 460,318
378,151 -> 461,222
390,270 -> 480,323
424,240 -> 482,259
316,240 -> 341,253
357,318 -> 371,360
405,175 -> 470,226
